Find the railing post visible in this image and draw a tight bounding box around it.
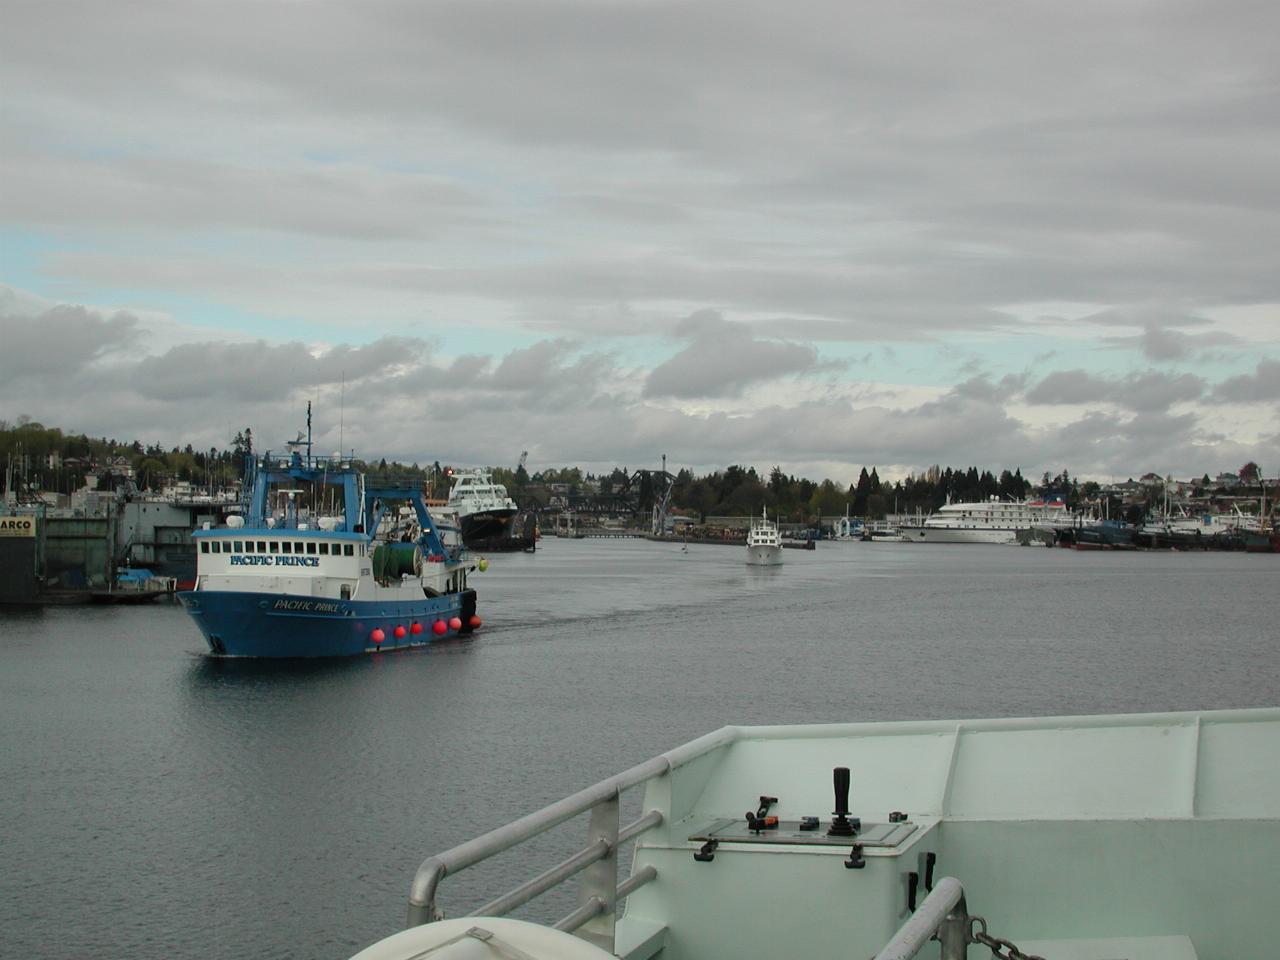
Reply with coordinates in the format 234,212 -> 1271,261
574,790 -> 619,952
937,893 -> 968,960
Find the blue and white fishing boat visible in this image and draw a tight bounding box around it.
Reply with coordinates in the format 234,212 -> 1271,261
178,425 -> 482,658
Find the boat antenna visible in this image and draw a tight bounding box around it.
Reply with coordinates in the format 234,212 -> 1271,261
339,371 -> 344,464
306,400 -> 313,465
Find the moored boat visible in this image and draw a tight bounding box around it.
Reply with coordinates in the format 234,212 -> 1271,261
442,468 -> 517,547
178,431 -> 482,658
1071,519 -> 1139,550
832,509 -> 864,541
352,707 -> 1280,960
745,506 -> 783,566
901,495 -> 1079,544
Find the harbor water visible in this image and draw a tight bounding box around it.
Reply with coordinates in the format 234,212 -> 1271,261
2,538 -> 1276,959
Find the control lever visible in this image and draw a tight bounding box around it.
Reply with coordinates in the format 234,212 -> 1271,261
745,794 -> 780,832
827,767 -> 860,836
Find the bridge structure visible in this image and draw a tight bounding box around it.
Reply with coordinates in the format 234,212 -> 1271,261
540,469 -> 677,531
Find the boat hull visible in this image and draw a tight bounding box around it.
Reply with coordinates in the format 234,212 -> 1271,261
1244,530 -> 1280,553
746,544 -> 783,566
178,588 -> 477,658
900,525 -> 1016,544
458,509 -> 519,545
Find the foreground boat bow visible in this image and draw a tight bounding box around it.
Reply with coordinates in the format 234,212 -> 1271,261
353,708 -> 1279,959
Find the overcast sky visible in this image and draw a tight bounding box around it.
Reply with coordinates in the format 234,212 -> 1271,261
2,0 -> 1277,484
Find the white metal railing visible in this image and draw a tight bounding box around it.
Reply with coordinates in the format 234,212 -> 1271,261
406,728 -> 737,953
873,877 -> 968,960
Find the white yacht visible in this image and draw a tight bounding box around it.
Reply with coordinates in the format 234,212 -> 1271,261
446,469 -> 520,546
900,496 -> 1079,544
745,506 -> 783,566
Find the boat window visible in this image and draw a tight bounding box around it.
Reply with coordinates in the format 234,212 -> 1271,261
269,541 -> 279,552
211,541 -> 220,554
201,542 -> 209,554
245,541 -> 255,553
233,540 -> 243,552
319,543 -> 329,555
306,542 -> 317,555
257,541 -> 267,552
343,544 -> 353,557
281,542 -> 292,554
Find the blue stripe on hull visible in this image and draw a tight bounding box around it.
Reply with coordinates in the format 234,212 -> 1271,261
178,590 -> 473,658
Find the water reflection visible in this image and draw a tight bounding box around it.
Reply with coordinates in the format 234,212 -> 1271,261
184,636 -> 478,690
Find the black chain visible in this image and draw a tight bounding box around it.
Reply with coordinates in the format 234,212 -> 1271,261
969,916 -> 1046,960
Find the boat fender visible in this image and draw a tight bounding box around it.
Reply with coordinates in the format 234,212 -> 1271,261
349,916 -> 615,960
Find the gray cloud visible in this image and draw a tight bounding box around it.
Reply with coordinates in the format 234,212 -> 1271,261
4,1 -> 1279,338
1212,359 -> 1280,403
0,305 -> 139,381
643,311 -> 824,398
1,301 -> 1273,486
1104,323 -> 1244,362
131,338 -> 429,402
948,374 -> 1028,405
1025,371 -> 1110,406
1026,369 -> 1206,412
3,3 -> 1279,481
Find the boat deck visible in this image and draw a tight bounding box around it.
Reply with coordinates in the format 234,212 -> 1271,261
368,708 -> 1279,960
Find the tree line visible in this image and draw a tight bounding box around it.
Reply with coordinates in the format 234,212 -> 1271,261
1,418 -> 1263,525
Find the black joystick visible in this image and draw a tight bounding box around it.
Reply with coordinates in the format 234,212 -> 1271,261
827,766 -> 859,837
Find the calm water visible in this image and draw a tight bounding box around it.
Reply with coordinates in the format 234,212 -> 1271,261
2,539 -> 1276,958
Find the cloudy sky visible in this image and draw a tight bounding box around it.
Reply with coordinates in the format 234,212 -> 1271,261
2,0 -> 1277,484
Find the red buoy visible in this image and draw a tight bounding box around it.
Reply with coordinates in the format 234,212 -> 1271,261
410,622 -> 423,635
468,615 -> 482,629
432,620 -> 447,635
449,616 -> 462,630
370,628 -> 385,644
393,625 -> 407,639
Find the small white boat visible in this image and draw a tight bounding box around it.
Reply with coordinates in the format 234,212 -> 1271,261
832,507 -> 864,541
352,707 -> 1279,960
745,506 -> 783,566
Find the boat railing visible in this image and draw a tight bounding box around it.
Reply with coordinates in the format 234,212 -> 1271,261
872,876 -> 968,959
406,727 -> 736,954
